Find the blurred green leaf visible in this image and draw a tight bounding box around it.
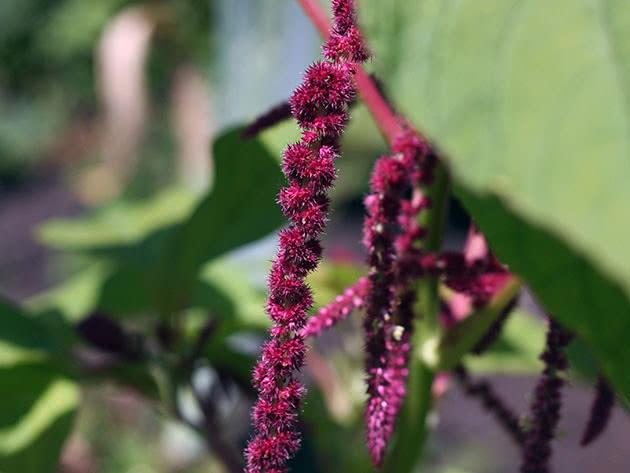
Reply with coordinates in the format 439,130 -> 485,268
0,298 -> 59,364
0,363 -> 78,473
195,259 -> 269,330
465,309 -> 545,375
38,187 -> 199,250
151,127 -> 284,313
37,127 -> 283,319
456,190 -> 630,402
308,261 -> 366,308
28,262 -> 113,322
362,0 -> 630,398
35,0 -> 124,61
0,298 -> 75,368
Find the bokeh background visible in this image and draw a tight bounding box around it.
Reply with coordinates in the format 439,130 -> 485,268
1,1 -> 628,472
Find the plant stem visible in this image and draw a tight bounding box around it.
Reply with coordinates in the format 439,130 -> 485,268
384,163 -> 450,473
435,276 -> 522,372
296,0 -> 403,144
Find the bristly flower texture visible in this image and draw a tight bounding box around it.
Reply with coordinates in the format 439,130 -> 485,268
363,130 -> 434,467
520,318 -> 573,473
244,2 -> 367,472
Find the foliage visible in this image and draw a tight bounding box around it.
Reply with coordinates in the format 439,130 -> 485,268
360,0 -> 630,398
1,1 -> 629,472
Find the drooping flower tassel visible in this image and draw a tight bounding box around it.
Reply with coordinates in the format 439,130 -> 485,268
454,365 -> 525,446
363,130 -> 434,467
244,2 -> 367,471
580,375 -> 615,446
363,153 -> 410,467
520,318 -> 573,473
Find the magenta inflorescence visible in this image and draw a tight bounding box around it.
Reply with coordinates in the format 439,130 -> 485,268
363,130 -> 435,467
301,277 -> 369,339
244,2 -> 367,472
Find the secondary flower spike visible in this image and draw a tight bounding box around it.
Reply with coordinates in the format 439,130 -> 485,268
455,365 -> 525,446
580,375 -> 615,446
244,2 -> 367,472
520,318 -> 573,473
363,130 -> 434,468
301,277 -> 369,339
362,153 -> 410,468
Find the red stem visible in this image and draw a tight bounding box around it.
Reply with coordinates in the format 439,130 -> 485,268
297,0 -> 403,144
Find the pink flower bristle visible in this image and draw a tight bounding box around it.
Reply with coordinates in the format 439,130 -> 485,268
244,1 -> 368,471
301,277 -> 370,339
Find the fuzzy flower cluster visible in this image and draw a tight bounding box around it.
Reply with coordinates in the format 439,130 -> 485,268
520,318 -> 573,473
244,2 -> 367,472
362,154 -> 409,468
363,130 -> 434,467
423,249 -> 510,309
301,277 -> 369,338
580,375 -> 615,446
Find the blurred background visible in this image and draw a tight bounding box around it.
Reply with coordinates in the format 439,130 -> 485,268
0,1 -> 628,472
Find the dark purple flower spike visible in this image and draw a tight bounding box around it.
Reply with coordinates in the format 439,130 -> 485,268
520,318 -> 573,473
454,365 -> 525,446
363,130 -> 434,467
244,2 -> 367,472
580,375 -> 615,446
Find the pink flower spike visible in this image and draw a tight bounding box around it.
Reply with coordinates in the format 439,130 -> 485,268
302,277 -> 370,338
244,1 -> 368,471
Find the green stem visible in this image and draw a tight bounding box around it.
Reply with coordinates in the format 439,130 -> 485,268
434,276 -> 523,372
384,163 -> 450,473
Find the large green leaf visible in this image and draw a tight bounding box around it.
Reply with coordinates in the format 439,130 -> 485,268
360,0 -> 630,399
0,363 -> 78,473
0,298 -> 58,364
151,127 -> 284,312
27,262 -> 112,322
37,127 -> 283,318
38,187 -> 199,251
0,298 -> 75,368
0,300 -> 78,472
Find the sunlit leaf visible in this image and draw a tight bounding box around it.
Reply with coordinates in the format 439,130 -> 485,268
0,363 -> 78,473
361,0 -> 630,398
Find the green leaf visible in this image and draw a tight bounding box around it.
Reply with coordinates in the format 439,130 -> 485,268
38,187 -> 199,251
195,259 -> 269,330
465,309 -> 546,375
0,363 -> 78,473
455,189 -> 630,402
361,0 -> 630,399
35,127 -> 283,320
27,262 -> 113,322
151,127 -> 284,312
0,298 -> 75,367
0,299 -> 58,364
